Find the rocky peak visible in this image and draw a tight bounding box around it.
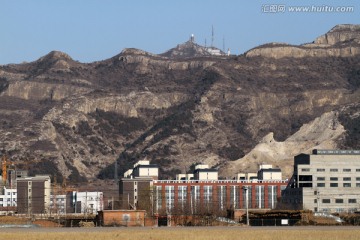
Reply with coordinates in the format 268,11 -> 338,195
314,24 -> 360,45
119,48 -> 157,57
329,24 -> 360,33
37,50 -> 73,63
160,37 -> 224,58
31,51 -> 75,72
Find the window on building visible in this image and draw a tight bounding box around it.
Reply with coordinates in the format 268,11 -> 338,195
343,177 -> 351,181
191,186 -> 200,213
155,186 -> 162,212
343,169 -> 351,172
349,199 -> 357,203
330,177 -> 338,181
267,186 -> 277,209
330,169 -> 338,172
357,183 -> 360,188
299,175 -> 312,181
335,208 -> 344,213
317,177 -> 325,181
335,199 -> 344,204
301,168 -> 310,172
178,186 -> 187,210
356,177 -> 360,181
218,186 -> 227,210
356,169 -> 360,172
314,199 -> 317,203
330,183 -> 338,187
299,183 -> 312,187
203,186 -> 213,209
255,186 -> 265,209
343,183 -> 351,187
230,186 -> 240,209
317,169 -> 325,172
322,199 -> 331,204
317,183 -> 325,187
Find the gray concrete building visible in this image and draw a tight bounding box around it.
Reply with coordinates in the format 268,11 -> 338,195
281,149 -> 360,213
17,175 -> 51,214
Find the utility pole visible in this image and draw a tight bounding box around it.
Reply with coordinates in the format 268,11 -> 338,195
317,191 -> 320,212
242,186 -> 249,226
114,157 -> 118,186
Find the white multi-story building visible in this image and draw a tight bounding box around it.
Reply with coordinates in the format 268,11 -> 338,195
72,191 -> 104,214
50,194 -> 67,215
0,187 -> 17,207
281,149 -> 360,213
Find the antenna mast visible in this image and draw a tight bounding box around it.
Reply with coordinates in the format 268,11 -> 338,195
211,25 -> 214,47
223,36 -> 225,53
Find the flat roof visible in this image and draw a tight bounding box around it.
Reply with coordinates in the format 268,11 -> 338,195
194,169 -> 218,173
259,169 -> 281,172
134,164 -> 159,169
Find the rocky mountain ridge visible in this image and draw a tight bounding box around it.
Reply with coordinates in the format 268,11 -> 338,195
246,24 -> 360,58
0,24 -> 359,183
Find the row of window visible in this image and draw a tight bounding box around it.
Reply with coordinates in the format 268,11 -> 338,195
317,177 -> 360,181
157,185 -> 280,211
316,183 -> 356,187
316,199 -> 357,204
0,198 -> 16,201
302,168 -> 360,172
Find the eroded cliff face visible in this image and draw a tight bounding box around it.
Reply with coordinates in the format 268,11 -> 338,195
0,24 -> 359,183
221,111 -> 346,178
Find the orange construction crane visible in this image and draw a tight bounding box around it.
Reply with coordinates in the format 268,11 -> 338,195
2,155 -> 8,184
2,155 -> 15,185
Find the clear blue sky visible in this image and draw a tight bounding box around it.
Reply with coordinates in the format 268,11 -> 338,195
0,0 -> 359,64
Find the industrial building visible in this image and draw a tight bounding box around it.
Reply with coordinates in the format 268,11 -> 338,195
119,161 -> 287,216
281,149 -> 360,213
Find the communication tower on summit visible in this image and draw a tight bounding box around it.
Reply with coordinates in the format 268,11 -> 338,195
223,36 -> 225,52
190,34 -> 195,43
211,25 -> 214,47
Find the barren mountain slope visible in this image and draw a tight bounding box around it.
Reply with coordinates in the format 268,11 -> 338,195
0,24 -> 359,183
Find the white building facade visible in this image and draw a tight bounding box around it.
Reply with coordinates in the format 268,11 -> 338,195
73,191 -> 104,214
0,187 -> 17,207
